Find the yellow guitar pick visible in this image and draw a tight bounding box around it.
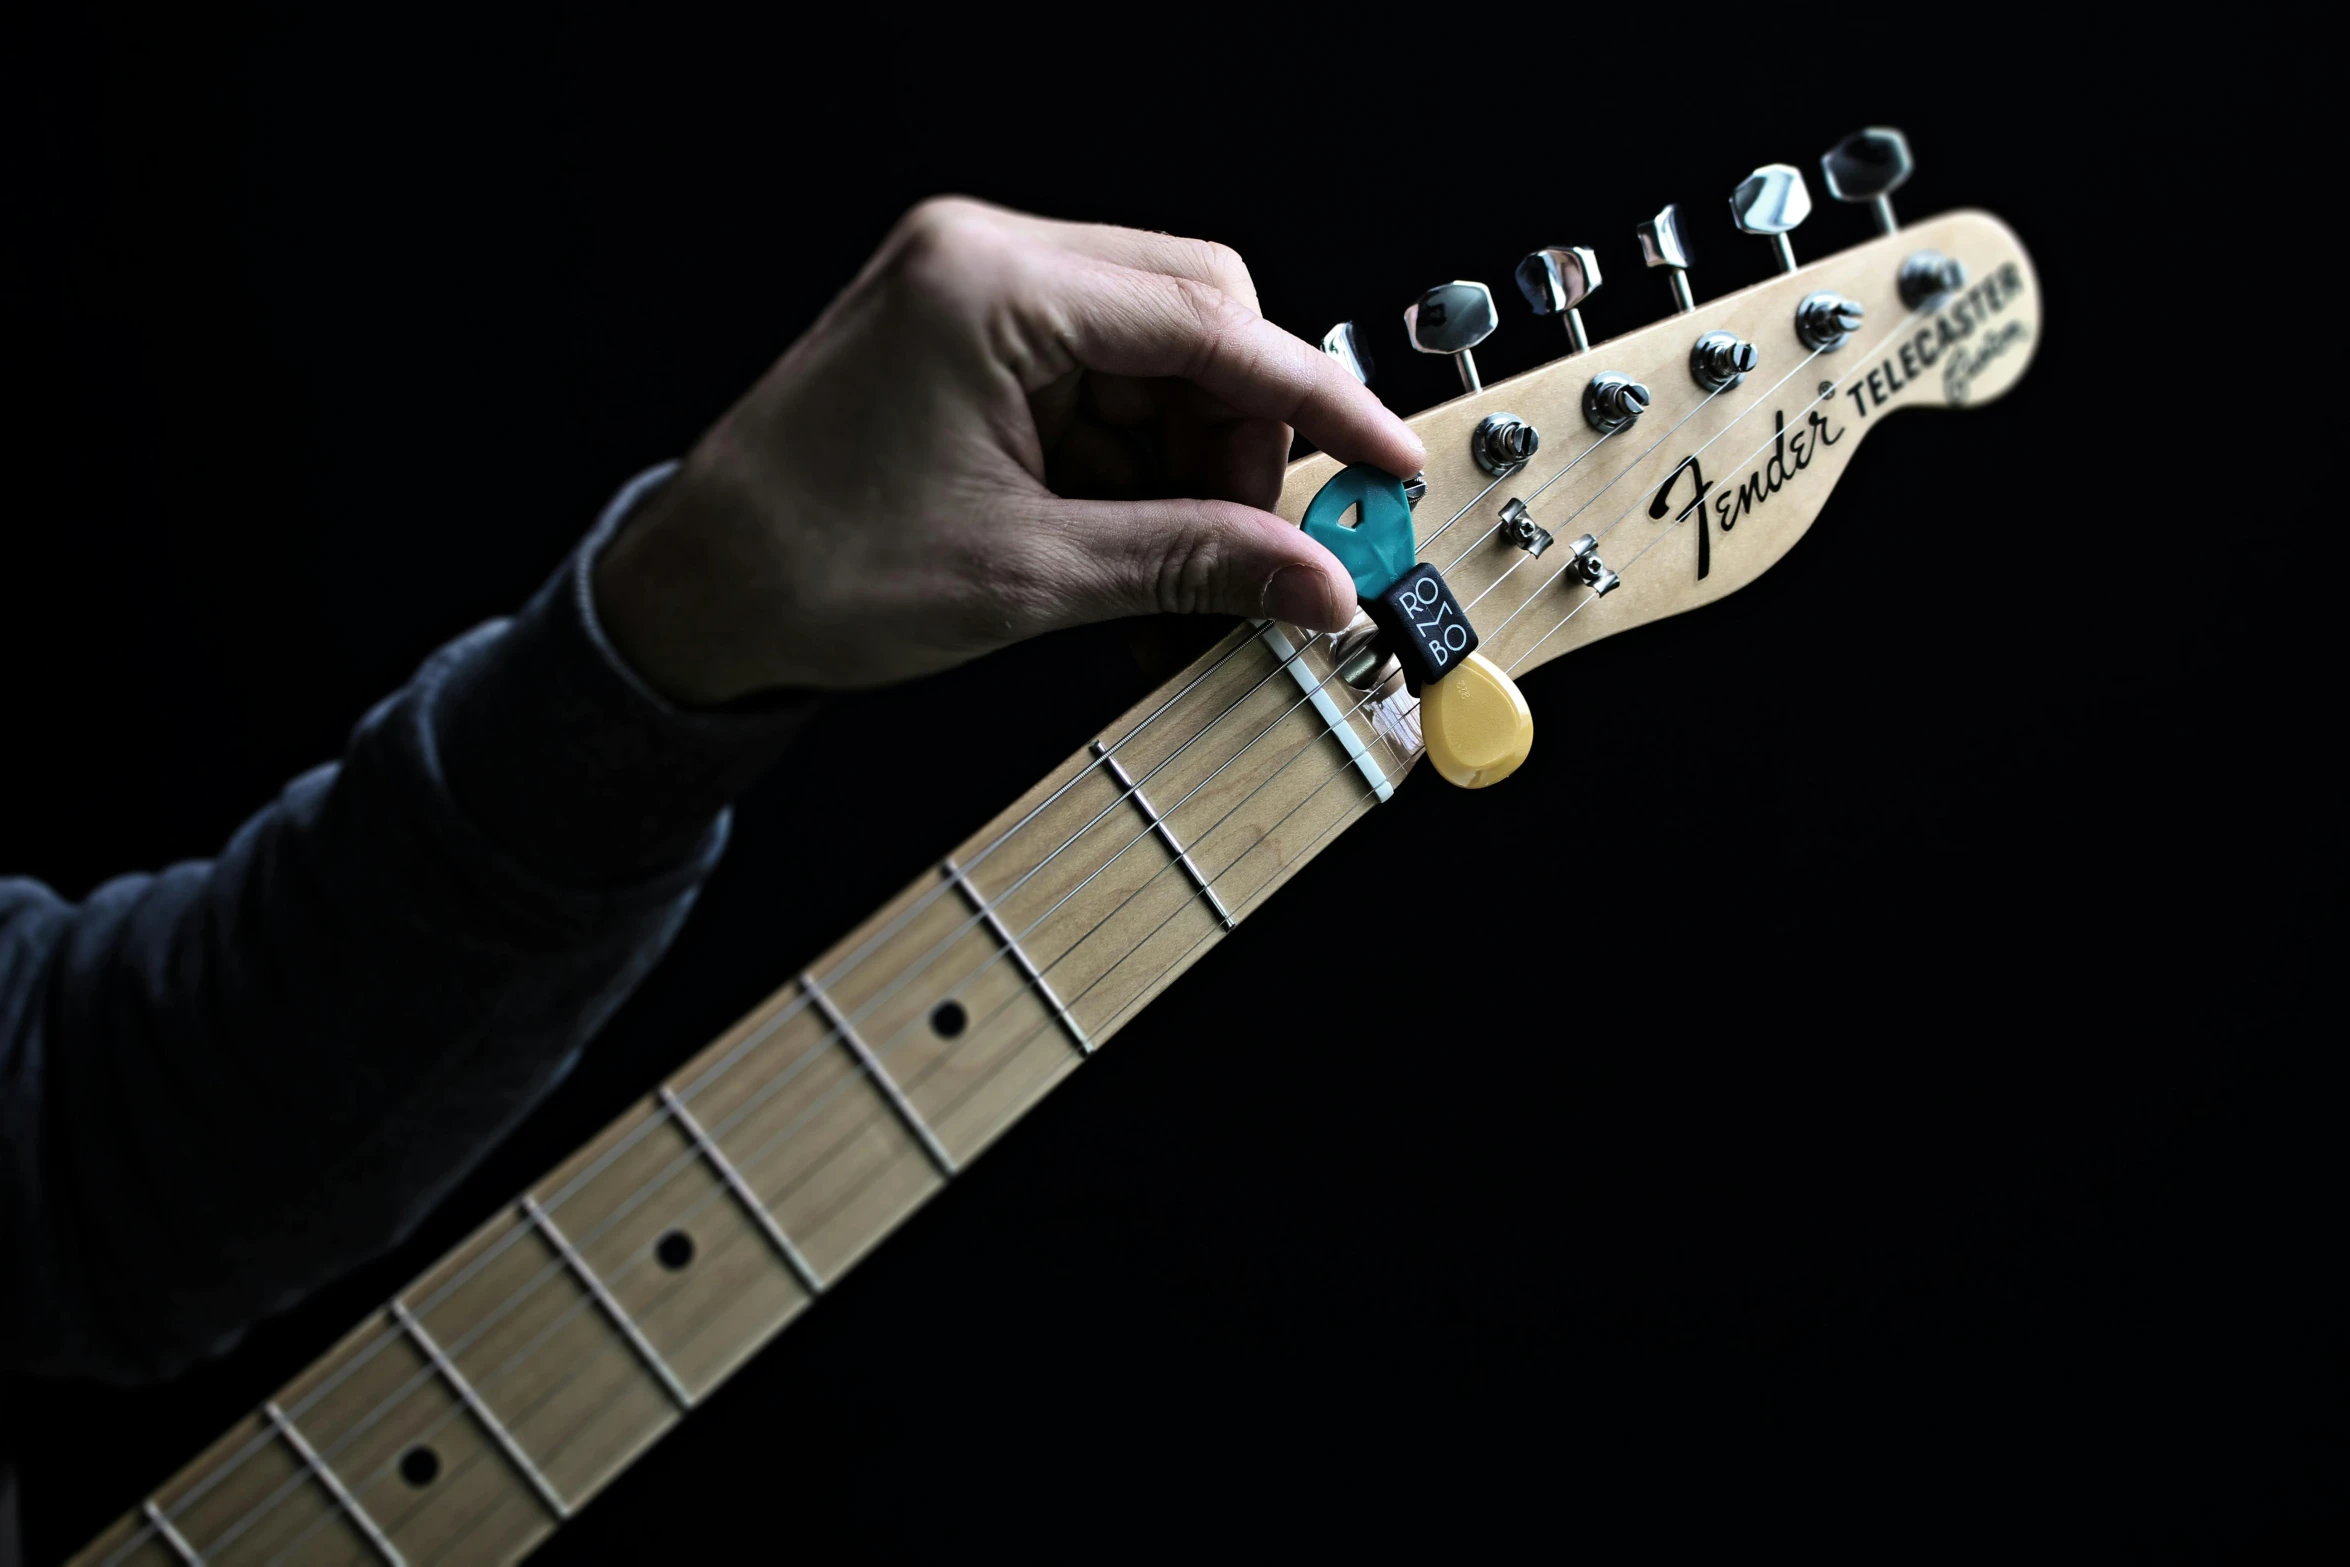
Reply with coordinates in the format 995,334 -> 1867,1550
1420,651 -> 1533,789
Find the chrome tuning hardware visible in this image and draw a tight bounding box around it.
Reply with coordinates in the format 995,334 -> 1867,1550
1899,251 -> 1967,308
1497,497 -> 1554,558
1326,613 -> 1404,698
1403,471 -> 1427,509
1561,533 -> 1621,595
1796,292 -> 1865,352
1821,127 -> 1912,235
1473,413 -> 1540,478
1583,372 -> 1650,435
1514,246 -> 1601,354
1691,330 -> 1759,392
1321,321 -> 1374,385
1405,281 -> 1499,393
1730,164 -> 1813,274
1637,205 -> 1694,313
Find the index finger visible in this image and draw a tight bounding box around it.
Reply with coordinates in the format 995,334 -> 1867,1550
1016,255 -> 1427,481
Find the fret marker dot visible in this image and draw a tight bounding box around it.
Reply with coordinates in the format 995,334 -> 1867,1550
930,1000 -> 967,1038
399,1446 -> 440,1488
656,1229 -> 695,1271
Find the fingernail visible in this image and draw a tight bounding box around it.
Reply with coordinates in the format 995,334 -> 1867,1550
1263,564 -> 1344,630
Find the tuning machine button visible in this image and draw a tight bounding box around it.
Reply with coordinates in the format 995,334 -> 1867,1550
1796,292 -> 1865,352
1514,246 -> 1601,354
1321,321 -> 1374,385
1821,127 -> 1913,235
1473,413 -> 1540,478
1730,164 -> 1813,274
1405,281 -> 1499,394
1497,497 -> 1553,557
1899,251 -> 1967,308
1637,205 -> 1695,313
1691,331 -> 1759,392
1583,373 -> 1650,435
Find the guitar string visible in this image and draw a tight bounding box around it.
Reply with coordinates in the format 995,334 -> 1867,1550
233,716 -> 1399,1567
140,627 -> 1420,1567
133,609 -> 1399,1549
1480,303 -> 1929,656
267,739 -> 1400,1567
1451,334 -> 1847,621
378,320 -> 1941,1506
169,316 -> 1863,1558
778,315 -> 1930,1117
195,327 -> 1824,1543
1435,373 -> 1736,579
121,290 -> 1899,1562
125,300 -> 1779,1553
192,671 -> 1410,1564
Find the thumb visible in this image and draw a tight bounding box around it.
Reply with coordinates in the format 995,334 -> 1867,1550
1037,496 -> 1359,634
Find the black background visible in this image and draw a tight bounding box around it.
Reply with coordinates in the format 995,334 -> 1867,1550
6,10 -> 2338,1558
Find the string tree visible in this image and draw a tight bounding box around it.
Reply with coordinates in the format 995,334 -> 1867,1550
1513,245 -> 1601,354
1729,163 -> 1813,273
1404,280 -> 1499,394
1559,532 -> 1621,595
1636,205 -> 1695,313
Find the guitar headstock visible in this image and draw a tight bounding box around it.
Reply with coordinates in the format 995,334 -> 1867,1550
1275,157 -> 2039,727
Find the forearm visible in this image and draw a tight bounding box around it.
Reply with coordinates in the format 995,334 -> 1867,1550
0,469 -> 810,1383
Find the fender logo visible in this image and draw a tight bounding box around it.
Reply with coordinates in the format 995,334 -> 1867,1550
1651,406 -> 1842,580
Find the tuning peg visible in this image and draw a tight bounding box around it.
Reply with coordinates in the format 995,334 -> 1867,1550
1729,163 -> 1813,274
1636,206 -> 1694,313
1513,246 -> 1600,354
1322,321 -> 1374,385
1404,280 -> 1499,394
1821,127 -> 1913,235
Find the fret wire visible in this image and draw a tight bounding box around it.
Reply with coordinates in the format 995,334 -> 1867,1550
390,1299 -> 572,1519
1088,741 -> 1236,930
801,974 -> 960,1176
520,1195 -> 696,1410
657,1085 -> 828,1293
943,856 -> 1092,1056
139,1501 -> 200,1566
265,1400 -> 406,1566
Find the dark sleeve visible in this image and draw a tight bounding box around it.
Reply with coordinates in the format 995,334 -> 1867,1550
0,464 -> 812,1384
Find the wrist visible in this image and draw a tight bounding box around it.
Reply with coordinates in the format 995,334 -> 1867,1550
591,479 -> 765,709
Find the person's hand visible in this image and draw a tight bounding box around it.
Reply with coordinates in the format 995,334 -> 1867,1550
593,197 -> 1425,704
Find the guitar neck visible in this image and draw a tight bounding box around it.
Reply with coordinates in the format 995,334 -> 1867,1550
72,536 -> 1420,1567
75,208 -> 2041,1565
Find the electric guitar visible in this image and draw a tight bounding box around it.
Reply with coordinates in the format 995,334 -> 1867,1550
73,132 -> 2038,1566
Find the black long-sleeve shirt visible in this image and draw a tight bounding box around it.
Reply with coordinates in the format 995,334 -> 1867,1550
0,466 -> 807,1556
